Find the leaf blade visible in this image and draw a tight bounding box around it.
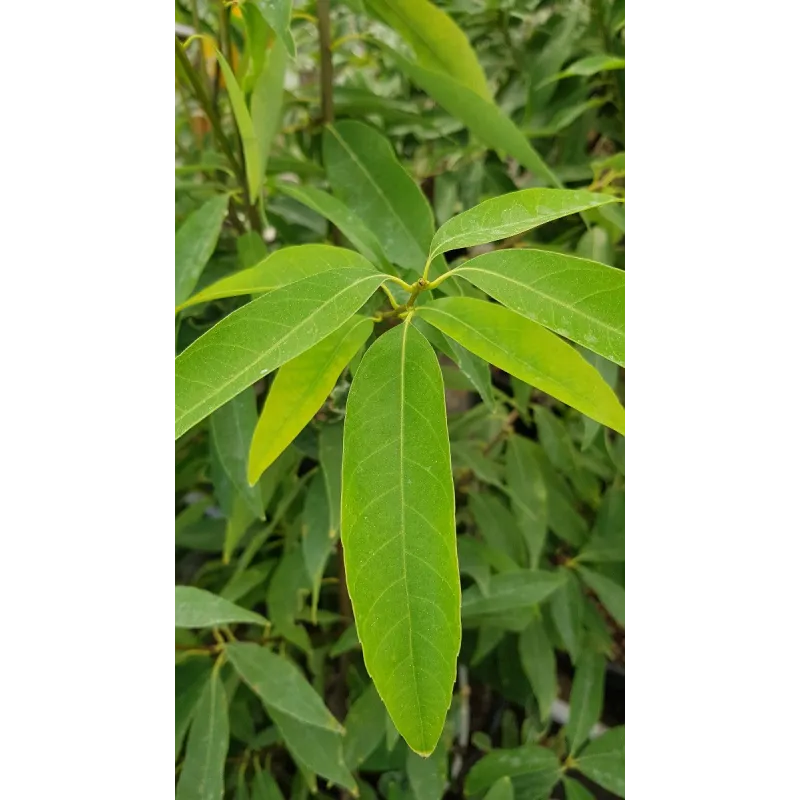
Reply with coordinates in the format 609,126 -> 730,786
175,586 -> 267,628
175,195 -> 229,304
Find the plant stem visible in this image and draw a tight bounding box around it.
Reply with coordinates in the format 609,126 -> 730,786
317,0 -> 335,126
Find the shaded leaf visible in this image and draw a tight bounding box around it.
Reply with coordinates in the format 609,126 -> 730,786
319,421 -> 345,537
565,650 -> 606,754
505,435 -> 549,567
484,777 -> 514,800
341,321 -> 460,756
576,566 -> 624,626
251,38 -> 288,179
519,617 -> 557,718
176,195 -> 229,304
576,726 -> 625,798
464,745 -> 560,796
562,776 -> 595,800
175,586 -> 268,628
549,568 -> 585,662
407,739 -> 448,800
343,683 -> 386,769
302,473 -> 334,623
462,571 -> 564,620
176,660 -> 212,759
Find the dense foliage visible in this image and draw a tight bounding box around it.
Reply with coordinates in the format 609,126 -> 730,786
175,0 -> 625,797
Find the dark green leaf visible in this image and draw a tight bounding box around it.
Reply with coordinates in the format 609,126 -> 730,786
462,571 -> 564,619
565,650 -> 606,754
549,568 -> 585,662
576,566 -> 624,626
464,746 -> 560,796
505,435 -> 549,567
343,683 -> 386,769
519,617 -> 556,718
175,195 -> 229,304
575,726 -> 625,797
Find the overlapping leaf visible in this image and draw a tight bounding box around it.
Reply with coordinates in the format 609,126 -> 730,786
175,586 -> 267,628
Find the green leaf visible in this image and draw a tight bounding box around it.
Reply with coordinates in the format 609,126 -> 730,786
464,745 -> 561,797
176,670 -> 229,800
484,777 -> 514,800
562,776 -> 595,800
407,739 -> 448,800
323,121 -> 434,272
216,49 -> 262,203
542,54 -> 626,86
365,0 -> 490,98
266,548 -> 311,642
176,661 -> 212,759
534,407 -> 577,474
237,231 -> 269,269
579,350 -> 619,451
549,568 -> 585,662
247,315 -> 372,484
210,388 -> 264,525
575,726 -> 625,798
461,571 -> 564,620
519,617 -> 557,718
278,182 -> 393,271
330,624 -> 361,657
454,249 -> 625,366
251,0 -> 296,58
175,586 -> 268,628
565,650 -> 606,754
302,473 -> 335,622
175,265 -> 387,438
251,39 -> 288,179
576,226 -> 614,265
341,321 -> 460,756
416,298 -> 625,434
429,189 -> 615,260
505,435 -> 549,567
319,421 -> 345,537
252,761 -> 283,800
468,493 -> 526,566
576,566 -> 624,626
385,47 -> 560,188
176,244 -> 362,313
175,195 -> 229,304
343,683 -> 386,769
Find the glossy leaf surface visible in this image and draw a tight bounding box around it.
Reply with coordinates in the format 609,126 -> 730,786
455,249 -> 625,366
341,322 -> 460,756
175,266 -> 386,438
416,298 -> 625,434
429,189 -> 615,259
247,315 -> 372,484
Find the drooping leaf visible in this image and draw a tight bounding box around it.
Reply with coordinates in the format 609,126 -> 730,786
176,244 -> 365,313
576,566 -> 625,626
416,298 -> 625,434
343,683 -> 386,769
454,249 -> 625,366
278,182 -> 393,270
247,315 -> 372,484
175,195 -> 229,305
518,617 -> 557,718
505,435 -> 548,567
176,670 -> 229,800
323,120 -> 434,272
407,739 -> 449,800
461,571 -> 564,620
575,726 -> 625,797
428,189 -> 615,260
216,49 -> 262,203
251,38 -> 288,179
210,388 -> 264,525
341,321 -> 460,756
302,473 -> 334,622
176,660 -> 212,759
175,586 -> 268,628
319,421 -> 345,537
384,47 -> 560,188
549,568 -> 585,662
464,745 -> 561,796
565,650 -> 606,754
365,0 -> 490,98
175,265 -> 387,438
251,0 -> 295,58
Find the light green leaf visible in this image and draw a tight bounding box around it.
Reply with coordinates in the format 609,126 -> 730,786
505,435 -> 548,567
319,421 -> 345,537
176,244 -> 362,313
549,568 -> 585,662
407,739 -> 448,800
210,388 -> 264,525
519,617 -> 557,718
429,189 -> 615,260
341,321 -> 460,756
565,650 -> 606,754
323,120 -> 434,272
576,726 -> 625,797
176,661 -> 212,759
576,566 -> 624,626
464,745 -> 561,796
365,0 -> 490,98
385,47 -> 560,188
176,670 -> 229,800
302,473 -> 334,622
278,182 -> 393,270
251,38 -> 288,179
175,265 -> 387,438
541,54 -> 626,87
251,0 -> 295,58
343,683 -> 386,769
216,49 -> 262,203
462,571 -> 564,620
453,249 -> 625,366
175,586 -> 267,628
484,777 -> 514,800
562,776 -> 595,800
416,298 -> 625,434
175,195 -> 229,304
247,315 -> 372,484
